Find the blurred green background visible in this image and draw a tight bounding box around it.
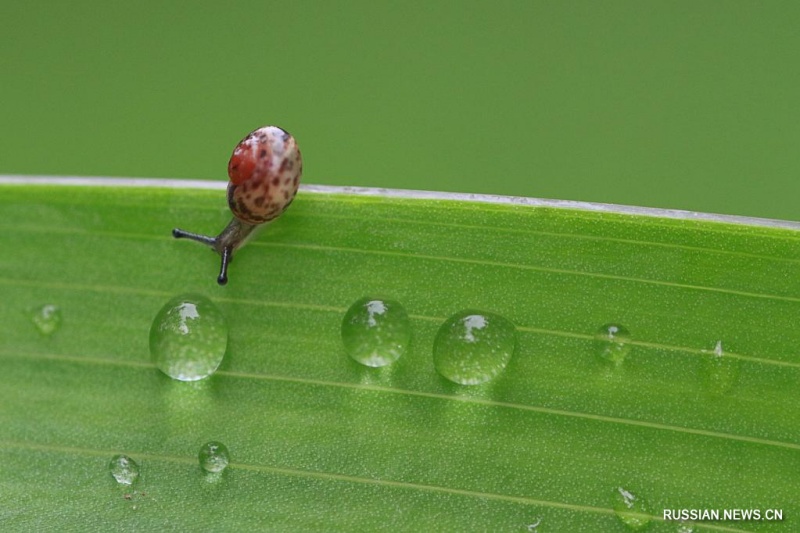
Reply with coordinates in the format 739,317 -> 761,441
1,1 -> 798,220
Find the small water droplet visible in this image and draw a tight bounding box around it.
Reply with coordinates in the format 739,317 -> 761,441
433,310 -> 516,385
198,441 -> 230,473
341,297 -> 411,367
676,523 -> 695,533
612,487 -> 651,530
594,323 -> 631,365
703,340 -> 739,394
109,454 -> 140,485
31,304 -> 62,335
712,340 -> 723,357
149,294 -> 228,381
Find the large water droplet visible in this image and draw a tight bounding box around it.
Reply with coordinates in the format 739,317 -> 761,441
31,304 -> 62,336
109,454 -> 140,485
433,310 -> 516,385
149,294 -> 228,381
199,441 -> 230,473
341,297 -> 411,367
594,323 -> 631,365
612,486 -> 651,530
703,340 -> 739,394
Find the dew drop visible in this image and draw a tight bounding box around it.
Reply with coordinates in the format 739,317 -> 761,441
198,441 -> 230,473
612,486 -> 651,530
341,297 -> 411,367
149,294 -> 228,381
703,340 -> 740,394
31,304 -> 62,336
594,323 -> 631,365
433,310 -> 516,385
676,523 -> 695,533
109,454 -> 140,485
713,340 -> 723,357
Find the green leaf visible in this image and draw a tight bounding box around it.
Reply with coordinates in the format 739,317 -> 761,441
1,179 -> 798,532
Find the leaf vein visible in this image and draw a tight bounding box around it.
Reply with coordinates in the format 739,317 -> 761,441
1,277 -> 798,369
3,350 -> 798,451
0,439 -> 757,532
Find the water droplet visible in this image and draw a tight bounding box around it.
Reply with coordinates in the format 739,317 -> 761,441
712,340 -> 723,357
109,454 -> 140,485
594,323 -> 631,365
703,340 -> 739,394
433,310 -> 516,385
149,294 -> 228,381
526,518 -> 542,531
612,487 -> 651,530
31,304 -> 62,335
341,297 -> 411,367
198,441 -> 230,473
676,523 -> 695,533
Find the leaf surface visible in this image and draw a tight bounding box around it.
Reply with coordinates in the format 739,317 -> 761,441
1,181 -> 798,532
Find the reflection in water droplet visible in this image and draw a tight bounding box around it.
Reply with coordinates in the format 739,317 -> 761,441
594,323 -> 631,365
199,441 -> 230,473
341,297 -> 411,367
703,340 -> 740,394
526,518 -> 542,531
433,310 -> 516,385
612,487 -> 651,530
31,304 -> 62,335
149,294 -> 228,381
109,454 -> 140,485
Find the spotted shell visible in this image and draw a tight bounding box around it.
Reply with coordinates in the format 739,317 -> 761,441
226,126 -> 303,225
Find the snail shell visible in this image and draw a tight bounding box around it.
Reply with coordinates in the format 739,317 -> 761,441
227,126 -> 303,225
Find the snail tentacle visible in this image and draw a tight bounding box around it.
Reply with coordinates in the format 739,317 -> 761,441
172,228 -> 216,246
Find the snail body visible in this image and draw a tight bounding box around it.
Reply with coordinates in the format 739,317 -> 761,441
173,126 -> 303,285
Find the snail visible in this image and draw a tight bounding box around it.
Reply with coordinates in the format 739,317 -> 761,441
173,125 -> 303,285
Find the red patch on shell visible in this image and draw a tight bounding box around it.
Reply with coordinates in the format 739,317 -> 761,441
228,144 -> 257,185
